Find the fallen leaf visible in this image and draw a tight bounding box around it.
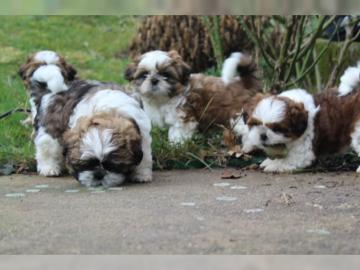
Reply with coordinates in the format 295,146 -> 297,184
221,170 -> 242,179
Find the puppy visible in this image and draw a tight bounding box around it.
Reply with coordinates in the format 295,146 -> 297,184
18,50 -> 78,126
19,55 -> 152,187
236,62 -> 360,173
125,50 -> 261,143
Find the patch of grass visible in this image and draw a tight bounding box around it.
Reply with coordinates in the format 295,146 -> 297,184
0,16 -> 138,167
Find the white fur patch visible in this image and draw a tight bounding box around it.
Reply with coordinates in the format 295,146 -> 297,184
78,170 -> 125,187
279,88 -> 320,115
253,97 -> 286,124
69,88 -> 153,183
338,62 -> 360,96
221,52 -> 243,85
138,50 -> 171,70
35,127 -> 63,176
80,128 -> 117,161
32,64 -> 68,93
34,50 -> 60,64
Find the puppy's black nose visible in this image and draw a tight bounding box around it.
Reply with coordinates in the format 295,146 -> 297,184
260,134 -> 268,142
93,169 -> 106,180
151,77 -> 159,85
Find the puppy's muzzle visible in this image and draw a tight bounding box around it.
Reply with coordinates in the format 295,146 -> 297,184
93,167 -> 106,180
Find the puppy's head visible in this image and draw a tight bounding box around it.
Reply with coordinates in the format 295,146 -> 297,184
18,50 -> 77,89
63,112 -> 143,188
242,95 -> 308,153
125,50 -> 191,99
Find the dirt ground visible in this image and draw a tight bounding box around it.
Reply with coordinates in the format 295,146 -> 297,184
1,256 -> 360,270
0,169 -> 360,254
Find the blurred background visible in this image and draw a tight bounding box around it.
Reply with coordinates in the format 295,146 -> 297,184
1,0 -> 360,14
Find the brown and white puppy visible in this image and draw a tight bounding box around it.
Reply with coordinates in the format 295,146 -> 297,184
18,50 -> 78,125
236,62 -> 360,172
125,50 -> 261,143
32,80 -> 152,187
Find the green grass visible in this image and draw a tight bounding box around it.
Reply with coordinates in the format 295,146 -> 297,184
0,16 -> 256,172
0,16 -> 138,167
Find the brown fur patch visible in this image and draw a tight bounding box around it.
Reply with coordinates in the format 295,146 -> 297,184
182,73 -> 262,131
37,81 -> 95,137
18,53 -> 78,89
246,95 -> 308,139
63,111 -> 143,171
266,97 -> 308,139
313,89 -> 360,156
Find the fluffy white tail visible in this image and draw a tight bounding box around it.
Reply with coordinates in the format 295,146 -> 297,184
221,52 -> 243,85
221,52 -> 257,86
31,64 -> 68,93
338,62 -> 360,96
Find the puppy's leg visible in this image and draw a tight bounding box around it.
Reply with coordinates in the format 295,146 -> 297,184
132,134 -> 153,183
168,117 -> 198,144
261,139 -> 316,173
34,127 -> 63,176
350,124 -> 360,173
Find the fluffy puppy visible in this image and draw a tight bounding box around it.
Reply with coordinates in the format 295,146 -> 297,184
236,62 -> 360,173
18,50 -> 78,125
125,50 -> 261,143
26,67 -> 152,187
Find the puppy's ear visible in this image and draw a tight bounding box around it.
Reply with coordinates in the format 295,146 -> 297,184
18,63 -> 27,80
124,63 -> 137,81
168,50 -> 191,84
129,139 -> 143,165
289,103 -> 308,137
60,61 -> 78,81
178,61 -> 191,84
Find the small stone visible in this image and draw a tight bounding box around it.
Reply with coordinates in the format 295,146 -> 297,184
306,229 -> 330,235
181,202 -> 196,206
314,185 -> 326,189
213,182 -> 231,187
216,196 -> 237,202
34,184 -> 49,189
244,208 -> 264,213
91,190 -> 106,194
65,189 -> 79,193
230,185 -> 247,190
108,187 -> 123,191
5,193 -> 25,198
26,189 -> 40,193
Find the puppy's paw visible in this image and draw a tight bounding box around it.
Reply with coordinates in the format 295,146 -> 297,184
356,166 -> 360,173
263,161 -> 295,173
260,158 -> 272,168
37,165 -> 62,176
132,168 -> 153,183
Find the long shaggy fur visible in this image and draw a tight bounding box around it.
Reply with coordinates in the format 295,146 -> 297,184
125,50 -> 262,144
239,62 -> 360,172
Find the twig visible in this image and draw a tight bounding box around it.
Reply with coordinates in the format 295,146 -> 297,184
0,108 -> 31,120
284,16 -> 306,83
237,16 -> 275,68
325,18 -> 360,88
285,38 -> 333,88
186,152 -> 213,171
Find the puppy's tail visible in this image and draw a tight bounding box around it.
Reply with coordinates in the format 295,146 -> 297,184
221,52 -> 260,89
338,61 -> 360,96
31,64 -> 69,93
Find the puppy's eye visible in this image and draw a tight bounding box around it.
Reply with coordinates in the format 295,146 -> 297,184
160,72 -> 172,80
136,72 -> 148,80
272,126 -> 289,134
73,158 -> 99,171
